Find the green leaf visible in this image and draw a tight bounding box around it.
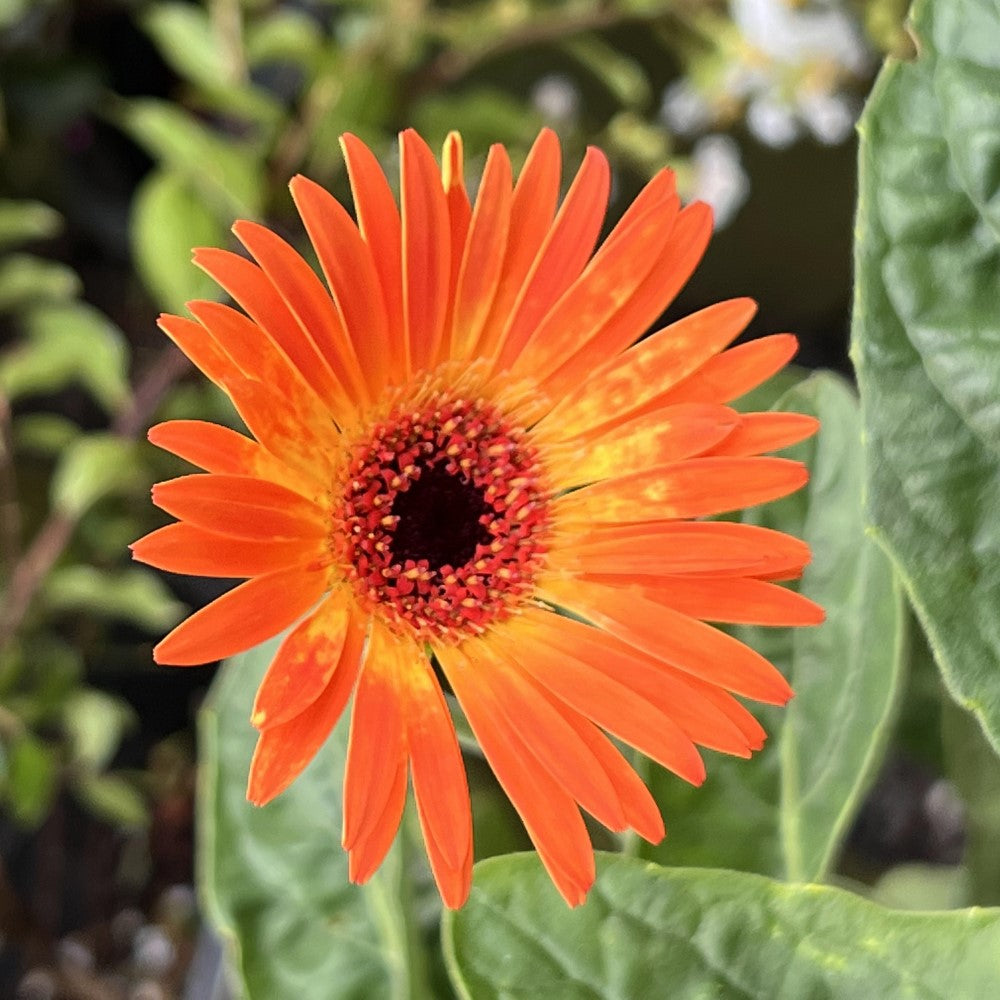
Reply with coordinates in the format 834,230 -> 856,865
852,0 -> 1000,753
0,199 -> 62,249
115,98 -> 264,218
11,414 -> 80,455
0,253 -> 82,311
140,2 -> 227,89
62,689 -> 136,772
43,565 -> 186,632
131,168 -> 230,313
639,374 -> 905,882
444,854 -> 1000,1000
0,302 -> 131,413
199,638 -> 439,1000
74,773 -> 149,828
4,733 -> 59,827
50,435 -> 142,517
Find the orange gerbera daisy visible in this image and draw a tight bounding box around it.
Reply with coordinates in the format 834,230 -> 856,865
133,128 -> 822,908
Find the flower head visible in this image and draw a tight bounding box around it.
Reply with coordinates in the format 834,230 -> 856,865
133,128 -> 822,908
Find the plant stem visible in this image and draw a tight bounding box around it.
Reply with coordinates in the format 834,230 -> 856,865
0,346 -> 190,657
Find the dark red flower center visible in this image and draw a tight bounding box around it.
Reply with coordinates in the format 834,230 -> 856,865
336,393 -> 550,640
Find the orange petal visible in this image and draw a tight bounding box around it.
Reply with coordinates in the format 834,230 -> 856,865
437,642 -> 595,907
289,173 -> 391,397
508,605 -> 758,757
348,757 -> 408,885
552,521 -> 812,579
400,129 -> 451,373
593,574 -> 826,626
231,220 -> 367,407
508,173 -> 679,384
340,133 -> 405,382
473,128 -> 561,358
157,314 -> 230,387
541,298 -> 757,441
151,474 -> 327,539
251,587 -> 353,729
246,612 -> 367,805
154,567 -> 327,666
450,144 -> 513,360
492,146 -> 610,372
131,522 -> 323,578
497,610 -> 707,784
192,247 -> 346,408
661,333 -> 799,406
555,456 -> 809,524
147,420 -> 302,488
540,576 -> 793,705
406,649 -> 472,892
463,642 -> 630,831
547,403 -> 739,488
707,412 -> 820,456
540,693 -> 664,844
342,623 -> 408,852
539,200 -> 715,400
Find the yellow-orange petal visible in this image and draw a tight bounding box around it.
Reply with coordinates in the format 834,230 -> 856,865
551,521 -> 811,579
450,144 -> 513,360
439,131 -> 472,364
538,200 -> 714,401
251,587 -> 353,729
231,219 -> 367,407
191,247 -> 345,408
508,174 -> 679,384
147,420 -> 302,489
215,374 -> 335,486
437,643 -> 596,907
548,403 -> 739,488
555,456 -> 808,524
340,133 -> 405,381
154,567 -> 327,666
151,474 -> 327,540
185,300 -> 341,463
707,412 -> 821,456
342,623 -> 408,852
594,574 -> 826,627
289,173 -> 389,398
492,146 -> 610,372
661,333 -> 800,406
400,129 -> 451,374
540,576 -> 793,705
473,128 -> 561,358
131,522 -> 323,578
246,613 -> 366,805
157,314 -> 230,388
541,297 -> 758,441
497,610 -> 707,784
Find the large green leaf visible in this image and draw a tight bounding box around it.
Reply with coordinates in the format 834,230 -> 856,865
198,638 -> 440,1000
639,374 -> 905,881
852,0 -> 1000,753
444,853 -> 1000,1000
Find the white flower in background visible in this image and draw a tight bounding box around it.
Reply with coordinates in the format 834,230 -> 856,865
531,74 -> 580,124
661,0 -> 873,150
660,79 -> 713,137
690,134 -> 750,229
733,0 -> 872,74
